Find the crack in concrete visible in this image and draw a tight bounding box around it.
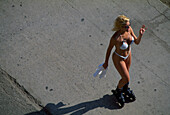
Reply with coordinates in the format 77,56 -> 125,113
146,27 -> 170,53
147,0 -> 170,20
1,87 -> 11,96
149,8 -> 170,22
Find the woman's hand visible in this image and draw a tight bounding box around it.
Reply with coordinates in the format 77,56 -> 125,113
103,62 -> 108,69
139,25 -> 147,35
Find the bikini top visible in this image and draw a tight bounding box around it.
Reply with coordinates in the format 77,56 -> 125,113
120,36 -> 134,50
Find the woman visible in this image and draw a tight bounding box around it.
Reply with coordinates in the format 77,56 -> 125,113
102,15 -> 146,104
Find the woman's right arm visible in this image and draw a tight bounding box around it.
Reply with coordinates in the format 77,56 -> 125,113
103,36 -> 115,69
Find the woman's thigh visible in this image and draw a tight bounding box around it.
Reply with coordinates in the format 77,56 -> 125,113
125,52 -> 131,72
112,53 -> 130,81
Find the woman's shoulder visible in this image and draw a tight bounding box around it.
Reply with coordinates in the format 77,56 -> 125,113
129,26 -> 134,34
112,31 -> 120,41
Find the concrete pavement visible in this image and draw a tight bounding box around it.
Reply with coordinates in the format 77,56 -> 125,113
0,68 -> 38,115
0,0 -> 170,114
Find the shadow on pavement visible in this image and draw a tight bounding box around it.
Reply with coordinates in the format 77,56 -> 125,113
25,94 -> 122,115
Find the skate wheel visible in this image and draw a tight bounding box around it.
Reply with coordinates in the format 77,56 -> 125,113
118,101 -> 124,108
112,90 -> 125,107
130,96 -> 136,101
129,96 -> 136,102
111,90 -> 116,94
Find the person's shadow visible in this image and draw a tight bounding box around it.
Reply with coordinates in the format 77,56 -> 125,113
25,93 -> 122,115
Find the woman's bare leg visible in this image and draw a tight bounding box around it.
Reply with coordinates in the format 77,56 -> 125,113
125,52 -> 131,72
122,53 -> 131,90
112,53 -> 130,89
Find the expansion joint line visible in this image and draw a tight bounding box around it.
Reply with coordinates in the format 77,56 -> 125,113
147,0 -> 169,20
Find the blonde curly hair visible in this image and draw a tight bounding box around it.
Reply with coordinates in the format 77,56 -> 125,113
112,15 -> 130,31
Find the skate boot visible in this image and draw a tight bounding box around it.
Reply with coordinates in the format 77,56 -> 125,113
122,83 -> 136,101
112,88 -> 125,107
123,87 -> 136,101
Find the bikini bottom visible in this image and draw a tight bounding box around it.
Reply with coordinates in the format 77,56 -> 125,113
114,50 -> 131,60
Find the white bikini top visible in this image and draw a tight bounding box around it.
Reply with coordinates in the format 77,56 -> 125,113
120,36 -> 134,50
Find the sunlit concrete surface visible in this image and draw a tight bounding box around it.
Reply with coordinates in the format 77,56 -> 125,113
0,0 -> 170,114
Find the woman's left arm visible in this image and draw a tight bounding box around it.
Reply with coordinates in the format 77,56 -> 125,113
130,25 -> 146,45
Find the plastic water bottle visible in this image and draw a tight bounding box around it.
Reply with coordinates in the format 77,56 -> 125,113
93,63 -> 108,78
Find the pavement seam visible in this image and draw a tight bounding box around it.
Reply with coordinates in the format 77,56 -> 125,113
146,0 -> 170,20
0,67 -> 44,111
